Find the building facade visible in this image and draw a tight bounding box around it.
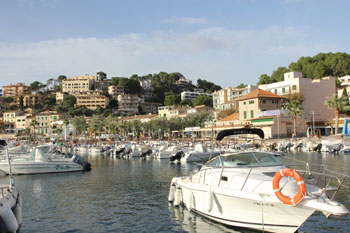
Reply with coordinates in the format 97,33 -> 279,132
180,91 -> 212,102
3,83 -> 30,97
258,72 -> 337,123
16,94 -> 41,108
75,92 -> 109,110
117,94 -> 139,115
108,86 -> 124,98
213,85 -> 257,110
62,76 -> 96,94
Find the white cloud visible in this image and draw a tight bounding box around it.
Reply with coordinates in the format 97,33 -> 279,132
0,26 -> 331,87
165,17 -> 208,25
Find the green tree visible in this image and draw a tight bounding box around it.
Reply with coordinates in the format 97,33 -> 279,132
193,94 -> 213,107
270,67 -> 289,82
236,83 -> 246,88
19,96 -> 24,111
57,75 -> 67,91
97,71 -> 107,81
285,100 -> 304,136
164,94 -> 180,106
257,74 -> 271,85
71,116 -> 87,135
325,95 -> 350,134
30,81 -> 45,93
30,120 -> 39,144
341,87 -> 350,109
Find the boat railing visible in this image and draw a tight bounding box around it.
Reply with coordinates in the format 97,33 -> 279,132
0,186 -> 9,198
282,156 -> 350,200
190,162 -> 350,200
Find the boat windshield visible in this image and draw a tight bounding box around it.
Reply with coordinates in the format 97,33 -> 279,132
206,152 -> 282,168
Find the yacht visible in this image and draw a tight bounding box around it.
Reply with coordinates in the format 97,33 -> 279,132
0,144 -> 91,175
169,128 -> 349,233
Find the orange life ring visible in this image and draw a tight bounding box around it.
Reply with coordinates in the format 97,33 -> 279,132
272,168 -> 306,205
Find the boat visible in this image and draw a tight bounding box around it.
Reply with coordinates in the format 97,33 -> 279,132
0,144 -> 91,175
0,140 -> 22,232
171,143 -> 222,163
157,145 -> 180,159
168,128 -> 349,233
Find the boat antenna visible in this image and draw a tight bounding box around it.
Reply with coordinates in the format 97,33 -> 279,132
0,140 -> 14,188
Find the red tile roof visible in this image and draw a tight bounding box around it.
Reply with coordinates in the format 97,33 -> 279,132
219,112 -> 239,122
238,89 -> 286,101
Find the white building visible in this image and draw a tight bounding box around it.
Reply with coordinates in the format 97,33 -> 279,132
212,84 -> 257,110
258,72 -> 337,125
180,91 -> 212,102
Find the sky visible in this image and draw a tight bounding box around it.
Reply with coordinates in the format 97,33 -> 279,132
0,0 -> 349,88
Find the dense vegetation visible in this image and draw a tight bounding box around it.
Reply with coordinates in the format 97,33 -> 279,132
258,52 -> 350,85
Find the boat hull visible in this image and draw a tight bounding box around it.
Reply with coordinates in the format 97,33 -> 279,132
0,162 -> 84,175
175,181 -> 315,233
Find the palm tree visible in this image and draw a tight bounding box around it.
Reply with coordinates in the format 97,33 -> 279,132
30,120 -> 39,144
325,95 -> 350,135
63,118 -> 70,141
286,100 -> 304,137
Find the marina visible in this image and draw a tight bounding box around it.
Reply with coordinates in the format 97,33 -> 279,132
1,140 -> 348,233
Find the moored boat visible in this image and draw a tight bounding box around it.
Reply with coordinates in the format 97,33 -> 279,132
168,128 -> 350,233
0,144 -> 91,175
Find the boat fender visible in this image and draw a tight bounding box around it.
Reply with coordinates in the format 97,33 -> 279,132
0,206 -> 18,233
188,190 -> 194,210
168,185 -> 176,202
13,194 -> 22,226
207,185 -> 213,212
174,188 -> 182,207
272,168 -> 306,206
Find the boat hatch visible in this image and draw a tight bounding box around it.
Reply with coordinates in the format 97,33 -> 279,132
206,152 -> 282,168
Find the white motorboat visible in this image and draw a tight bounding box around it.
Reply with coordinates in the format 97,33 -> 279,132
178,143 -> 222,163
169,128 -> 349,233
157,145 -> 179,159
0,145 -> 91,175
0,140 -> 22,232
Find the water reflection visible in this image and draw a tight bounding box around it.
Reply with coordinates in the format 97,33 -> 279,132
0,150 -> 348,233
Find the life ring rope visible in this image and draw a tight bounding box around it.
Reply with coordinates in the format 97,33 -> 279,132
273,168 -> 306,206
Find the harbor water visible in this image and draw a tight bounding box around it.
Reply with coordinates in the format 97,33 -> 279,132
4,151 -> 350,233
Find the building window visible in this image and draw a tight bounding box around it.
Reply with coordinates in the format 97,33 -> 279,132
249,100 -> 254,104
243,111 -> 247,119
274,89 -> 277,94
250,110 -> 254,118
282,87 -> 286,93
243,102 -> 246,105
292,85 -> 297,90
262,100 -> 266,103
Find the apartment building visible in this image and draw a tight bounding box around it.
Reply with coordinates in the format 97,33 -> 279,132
176,77 -> 192,87
140,102 -> 162,114
16,94 -> 41,108
337,75 -> 350,97
180,91 -> 212,102
236,89 -> 305,138
62,75 -> 96,94
258,72 -> 336,123
3,111 -> 23,133
158,105 -> 189,119
213,85 -> 257,110
56,92 -> 67,103
139,79 -> 154,100
3,83 -> 30,97
94,80 -> 110,92
117,94 -> 139,115
35,111 -> 62,135
75,91 -> 109,110
108,86 -> 124,98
